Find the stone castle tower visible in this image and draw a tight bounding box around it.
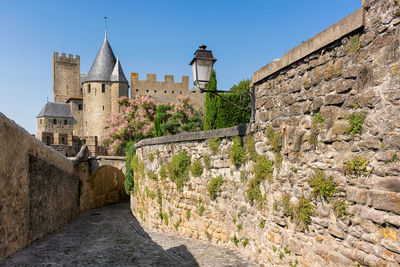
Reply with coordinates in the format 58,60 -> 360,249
53,53 -> 81,103
81,32 -> 129,137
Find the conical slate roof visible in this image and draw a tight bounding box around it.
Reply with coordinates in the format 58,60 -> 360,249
110,57 -> 128,83
36,102 -> 73,118
84,35 -> 116,83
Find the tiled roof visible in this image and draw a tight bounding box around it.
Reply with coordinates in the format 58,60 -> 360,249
36,102 -> 73,118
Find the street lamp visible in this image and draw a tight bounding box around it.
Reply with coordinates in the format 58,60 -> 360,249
189,45 -> 255,123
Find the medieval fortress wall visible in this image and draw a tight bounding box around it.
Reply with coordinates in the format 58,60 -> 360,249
131,1 -> 400,266
53,52 -> 81,103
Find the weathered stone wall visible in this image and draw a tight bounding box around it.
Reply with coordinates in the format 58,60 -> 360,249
131,1 -> 400,266
131,73 -> 204,111
0,112 -> 79,261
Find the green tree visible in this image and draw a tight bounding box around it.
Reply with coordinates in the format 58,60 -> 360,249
204,70 -> 218,130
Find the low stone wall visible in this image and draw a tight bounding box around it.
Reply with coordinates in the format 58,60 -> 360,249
0,112 -> 79,260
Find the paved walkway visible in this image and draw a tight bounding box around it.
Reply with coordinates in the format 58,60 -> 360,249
1,203 -> 255,267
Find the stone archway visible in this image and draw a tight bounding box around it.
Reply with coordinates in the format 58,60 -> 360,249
80,165 -> 129,210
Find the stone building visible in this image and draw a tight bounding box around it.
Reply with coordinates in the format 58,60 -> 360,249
36,31 -> 129,156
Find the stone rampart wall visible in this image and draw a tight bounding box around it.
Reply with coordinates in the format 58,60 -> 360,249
0,112 -> 79,260
131,1 -> 400,266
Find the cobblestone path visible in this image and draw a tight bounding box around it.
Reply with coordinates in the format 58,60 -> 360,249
1,203 -> 255,267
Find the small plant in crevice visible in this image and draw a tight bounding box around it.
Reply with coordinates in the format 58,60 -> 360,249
313,112 -> 324,124
272,246 -> 277,253
294,195 -> 316,231
157,189 -> 162,206
245,135 -> 258,161
147,153 -> 155,162
332,199 -> 350,220
147,171 -> 158,181
247,177 -> 263,206
345,35 -> 360,54
273,201 -> 279,212
208,137 -> 220,155
308,169 -> 337,202
347,112 -> 366,136
259,220 -> 266,229
161,212 -> 169,226
230,136 -> 247,167
309,113 -> 324,149
186,210 -> 191,220
242,238 -> 249,247
159,165 -> 167,180
266,126 -> 282,171
240,170 -> 248,183
345,156 -> 371,177
232,235 -> 239,247
282,193 -> 294,219
203,154 -> 211,170
168,150 -> 191,191
190,159 -> 203,177
198,204 -> 205,216
237,224 -> 243,231
279,253 -> 284,260
284,247 -> 291,255
254,155 -> 274,183
208,175 -> 224,200
174,218 -> 182,231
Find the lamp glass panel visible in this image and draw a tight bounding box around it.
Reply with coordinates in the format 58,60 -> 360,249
197,59 -> 213,82
191,62 -> 197,82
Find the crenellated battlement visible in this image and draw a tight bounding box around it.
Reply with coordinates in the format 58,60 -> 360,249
53,52 -> 80,64
130,73 -> 188,85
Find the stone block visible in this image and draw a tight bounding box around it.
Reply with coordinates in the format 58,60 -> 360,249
325,94 -> 347,106
374,177 -> 400,193
346,186 -> 368,204
369,190 -> 400,215
327,251 -> 353,266
331,120 -> 350,136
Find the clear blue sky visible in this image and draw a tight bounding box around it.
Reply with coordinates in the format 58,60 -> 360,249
0,0 -> 361,134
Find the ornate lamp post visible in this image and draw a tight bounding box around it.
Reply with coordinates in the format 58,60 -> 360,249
190,45 -> 255,123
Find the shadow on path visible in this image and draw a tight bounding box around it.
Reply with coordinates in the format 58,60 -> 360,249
1,203 -> 199,267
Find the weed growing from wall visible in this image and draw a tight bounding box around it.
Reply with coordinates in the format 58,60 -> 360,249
198,204 -> 205,216
191,159 -> 203,177
208,138 -> 221,155
162,212 -> 169,226
345,156 -> 371,177
345,35 -> 360,54
282,193 -> 294,219
157,189 -> 162,206
186,210 -> 191,220
266,126 -> 282,171
147,153 -> 155,162
208,175 -> 224,200
174,218 -> 182,231
309,113 -> 324,148
347,112 -> 366,136
254,155 -> 274,183
245,135 -> 258,161
294,196 -> 315,231
168,150 -> 191,191
242,238 -> 249,247
247,178 -> 263,206
259,220 -> 266,229
308,169 -> 337,201
147,171 -> 158,181
230,136 -> 246,167
332,199 -> 350,220
203,154 -> 211,170
232,235 -> 239,246
159,165 -> 167,180
240,170 -> 248,183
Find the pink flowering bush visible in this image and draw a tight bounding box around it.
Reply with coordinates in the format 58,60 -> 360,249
102,95 -> 203,155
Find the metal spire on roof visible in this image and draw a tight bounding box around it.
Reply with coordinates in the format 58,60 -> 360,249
104,16 -> 108,40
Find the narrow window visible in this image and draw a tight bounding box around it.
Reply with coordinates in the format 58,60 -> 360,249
64,120 -> 67,125
86,121 -> 88,127
102,106 -> 104,110
172,91 -> 174,94
136,89 -> 138,92
40,119 -> 42,124
164,90 -> 167,93
78,104 -> 82,110
154,90 -> 157,93
88,84 -> 91,93
146,89 -> 149,93
61,137 -> 65,144
80,88 -> 83,94
180,91 -> 182,94
102,84 -> 105,93
53,119 -> 57,125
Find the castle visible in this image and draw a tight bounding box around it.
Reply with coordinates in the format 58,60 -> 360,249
36,31 -> 203,156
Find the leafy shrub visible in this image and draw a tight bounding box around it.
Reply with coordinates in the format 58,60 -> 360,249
254,155 -> 274,183
245,135 -> 258,161
230,136 -> 246,167
294,196 -> 315,231
203,154 -> 211,170
282,193 -> 294,219
168,150 -> 191,190
124,141 -> 136,194
347,112 -> 366,136
308,169 -> 337,201
208,175 -> 224,200
345,156 -> 371,176
208,138 -> 220,155
191,159 -> 203,177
